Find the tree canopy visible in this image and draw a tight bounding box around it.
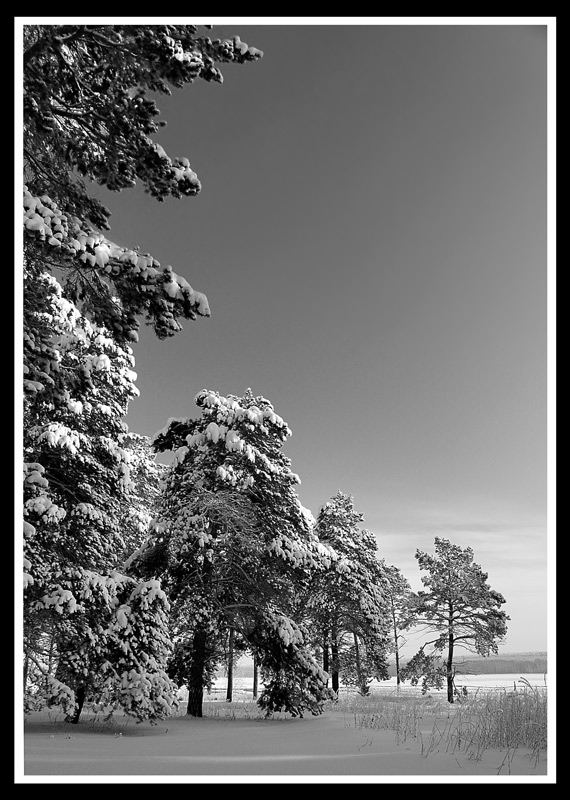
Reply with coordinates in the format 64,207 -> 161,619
23,25 -> 262,344
24,24 -> 262,228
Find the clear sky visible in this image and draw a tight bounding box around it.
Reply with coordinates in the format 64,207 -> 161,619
87,19 -> 552,655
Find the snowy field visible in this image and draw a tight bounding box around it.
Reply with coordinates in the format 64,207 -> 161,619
19,674 -> 550,783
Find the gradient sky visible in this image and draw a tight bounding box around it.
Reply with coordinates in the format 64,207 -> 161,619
85,19 -> 551,655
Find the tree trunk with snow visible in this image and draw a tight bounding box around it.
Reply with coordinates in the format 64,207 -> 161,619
322,633 -> 329,679
331,629 -> 340,694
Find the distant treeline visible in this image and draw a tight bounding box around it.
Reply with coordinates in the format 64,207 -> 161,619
230,653 -> 548,680
391,652 -> 547,677
454,657 -> 547,675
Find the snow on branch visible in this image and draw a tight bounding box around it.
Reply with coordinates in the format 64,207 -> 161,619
23,187 -> 210,339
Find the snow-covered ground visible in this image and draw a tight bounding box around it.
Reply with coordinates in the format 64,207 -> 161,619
19,674 -> 550,783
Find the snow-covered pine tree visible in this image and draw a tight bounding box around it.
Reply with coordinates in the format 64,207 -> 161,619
21,188 -> 202,724
22,24 -> 263,721
130,389 -> 336,717
23,262 -> 178,721
310,491 -> 390,695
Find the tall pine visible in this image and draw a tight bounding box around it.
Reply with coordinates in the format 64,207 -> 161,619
130,389 -> 336,717
311,491 -> 390,695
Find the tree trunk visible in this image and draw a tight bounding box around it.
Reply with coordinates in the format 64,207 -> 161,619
446,662 -> 454,702
395,648 -> 401,688
353,631 -> 367,695
446,617 -> 455,703
322,633 -> 329,682
67,684 -> 86,724
226,628 -> 234,703
252,652 -> 258,699
186,627 -> 208,717
331,629 -> 339,694
391,605 -> 401,688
